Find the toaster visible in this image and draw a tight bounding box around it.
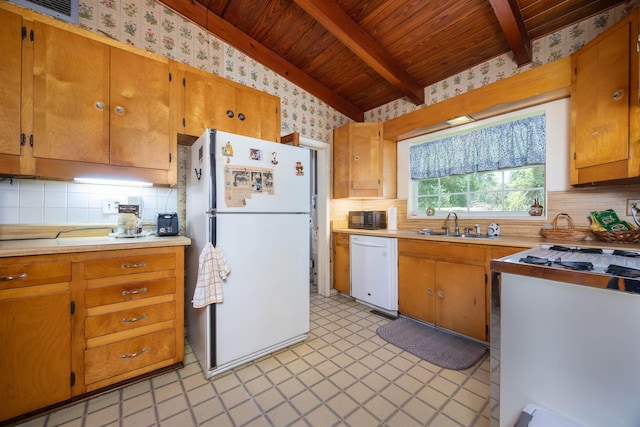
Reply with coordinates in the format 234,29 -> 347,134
157,213 -> 179,236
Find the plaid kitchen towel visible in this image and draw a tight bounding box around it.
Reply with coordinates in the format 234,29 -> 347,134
192,243 -> 231,308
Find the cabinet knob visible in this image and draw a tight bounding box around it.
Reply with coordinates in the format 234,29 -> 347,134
94,101 -> 105,110
226,110 -> 235,118
437,290 -> 444,298
238,113 -> 246,121
427,288 -> 433,295
354,155 -> 360,161
114,105 -> 126,114
612,90 -> 624,101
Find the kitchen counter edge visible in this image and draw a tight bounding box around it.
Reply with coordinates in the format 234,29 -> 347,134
333,228 -> 640,251
0,235 -> 191,258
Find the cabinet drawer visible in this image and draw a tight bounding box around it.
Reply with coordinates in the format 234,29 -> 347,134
399,239 -> 486,263
335,233 -> 349,247
85,301 -> 176,339
84,328 -> 176,385
84,252 -> 176,279
0,260 -> 71,290
85,277 -> 176,308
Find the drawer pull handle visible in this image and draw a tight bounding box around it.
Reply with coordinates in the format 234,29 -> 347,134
122,287 -> 148,296
121,347 -> 146,359
0,273 -> 27,281
122,262 -> 147,269
122,313 -> 147,323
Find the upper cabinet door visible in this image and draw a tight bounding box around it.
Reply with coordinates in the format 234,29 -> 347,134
32,22 -> 110,164
109,48 -> 170,170
183,68 -> 237,136
235,88 -> 280,142
573,20 -> 629,169
0,8 -> 22,156
350,123 -> 382,193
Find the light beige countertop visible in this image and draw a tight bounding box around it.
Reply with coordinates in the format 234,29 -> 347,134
0,235 -> 191,257
332,228 -> 640,251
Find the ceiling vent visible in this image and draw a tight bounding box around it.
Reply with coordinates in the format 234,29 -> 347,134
12,0 -> 78,24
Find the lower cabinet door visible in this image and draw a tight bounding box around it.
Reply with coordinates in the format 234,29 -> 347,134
0,291 -> 71,421
398,255 -> 436,324
435,261 -> 486,340
84,328 -> 175,386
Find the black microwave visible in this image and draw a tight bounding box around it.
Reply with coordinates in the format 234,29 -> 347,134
348,210 -> 387,230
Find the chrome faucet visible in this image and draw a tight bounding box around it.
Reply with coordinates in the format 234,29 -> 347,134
445,211 -> 459,235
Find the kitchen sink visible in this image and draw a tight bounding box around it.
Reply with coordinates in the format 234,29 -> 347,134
402,230 -> 494,239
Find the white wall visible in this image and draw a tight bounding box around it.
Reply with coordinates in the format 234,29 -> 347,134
397,98 -> 570,207
0,178 -> 177,226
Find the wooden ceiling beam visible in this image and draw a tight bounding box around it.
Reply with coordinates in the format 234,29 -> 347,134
157,0 -> 365,121
488,0 -> 532,66
293,0 -> 425,106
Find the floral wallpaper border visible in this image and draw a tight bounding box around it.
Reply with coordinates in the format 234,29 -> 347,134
68,0 -> 639,141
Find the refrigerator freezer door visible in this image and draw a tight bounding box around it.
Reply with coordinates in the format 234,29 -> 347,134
185,136 -> 214,371
213,212 -> 310,371
209,130 -> 311,213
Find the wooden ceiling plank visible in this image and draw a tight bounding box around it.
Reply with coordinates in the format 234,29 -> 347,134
293,0 -> 425,106
488,0 -> 532,66
157,0 -> 364,121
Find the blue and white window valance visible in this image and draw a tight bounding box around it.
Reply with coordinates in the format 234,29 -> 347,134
409,113 -> 546,179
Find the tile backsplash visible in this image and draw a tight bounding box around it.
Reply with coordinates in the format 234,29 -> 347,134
0,178 -> 177,226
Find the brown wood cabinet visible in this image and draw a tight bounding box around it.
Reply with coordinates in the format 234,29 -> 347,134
0,256 -> 72,422
172,63 -> 281,143
0,8 -> 23,160
333,122 -> 396,199
0,244 -> 185,424
398,239 -> 488,341
32,22 -> 171,171
333,232 -> 350,294
0,1 -> 175,185
398,252 -> 435,323
570,9 -> 640,185
0,8 -> 34,176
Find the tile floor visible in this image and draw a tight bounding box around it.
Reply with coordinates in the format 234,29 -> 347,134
16,291 -> 490,427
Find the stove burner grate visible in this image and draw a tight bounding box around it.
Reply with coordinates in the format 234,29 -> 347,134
519,255 -> 594,271
606,264 -> 640,278
613,250 -> 640,258
549,245 -> 603,254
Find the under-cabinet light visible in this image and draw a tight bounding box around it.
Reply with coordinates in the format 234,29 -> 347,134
74,177 -> 153,187
445,115 -> 475,127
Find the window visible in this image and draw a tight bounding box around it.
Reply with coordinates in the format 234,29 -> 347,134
409,112 -> 546,217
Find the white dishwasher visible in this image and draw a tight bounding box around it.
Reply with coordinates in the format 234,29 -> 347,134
350,235 -> 398,316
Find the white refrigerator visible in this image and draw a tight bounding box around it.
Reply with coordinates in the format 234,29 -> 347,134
185,129 -> 311,378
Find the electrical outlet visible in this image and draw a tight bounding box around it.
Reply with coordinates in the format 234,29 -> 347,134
102,199 -> 120,214
626,199 -> 640,216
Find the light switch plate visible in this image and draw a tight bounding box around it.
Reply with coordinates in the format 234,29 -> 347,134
102,199 -> 120,214
626,199 -> 640,216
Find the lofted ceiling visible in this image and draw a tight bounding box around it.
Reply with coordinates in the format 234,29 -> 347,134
156,0 -> 627,121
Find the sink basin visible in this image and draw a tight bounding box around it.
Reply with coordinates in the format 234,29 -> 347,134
402,230 -> 493,239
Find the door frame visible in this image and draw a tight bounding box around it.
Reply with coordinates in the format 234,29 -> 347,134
298,136 -> 331,297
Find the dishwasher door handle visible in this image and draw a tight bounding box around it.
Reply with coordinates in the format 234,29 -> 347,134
352,241 -> 387,249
